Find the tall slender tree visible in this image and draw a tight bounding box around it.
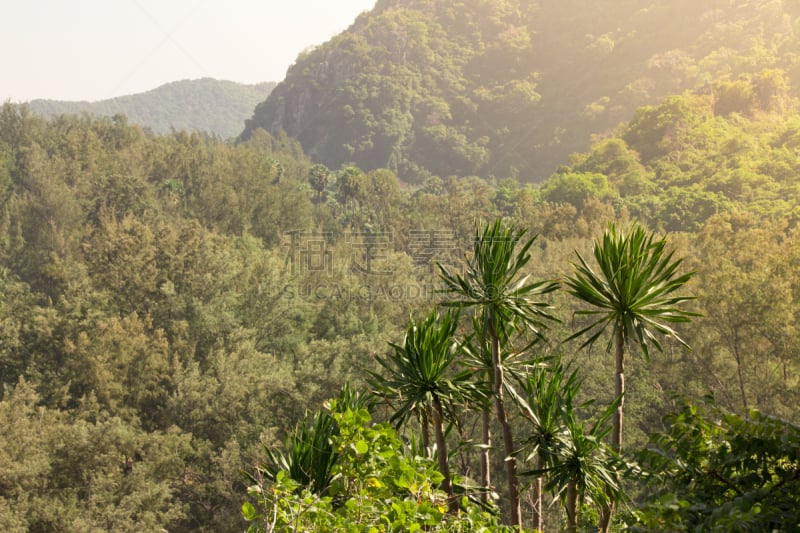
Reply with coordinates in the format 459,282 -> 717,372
439,219 -> 558,528
564,222 -> 697,530
461,315 -> 527,506
460,316 -> 495,505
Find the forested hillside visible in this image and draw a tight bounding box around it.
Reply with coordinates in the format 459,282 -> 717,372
2,85 -> 800,529
28,78 -> 275,138
242,0 -> 800,182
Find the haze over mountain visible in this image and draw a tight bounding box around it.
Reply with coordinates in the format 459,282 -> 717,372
28,78 -> 275,138
242,0 -> 800,182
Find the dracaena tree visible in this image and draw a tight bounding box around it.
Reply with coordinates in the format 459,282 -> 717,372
370,309 -> 483,512
518,357 -> 623,533
564,222 -> 697,531
439,219 -> 558,528
517,358 -> 582,532
544,398 -> 621,533
461,314 -> 535,507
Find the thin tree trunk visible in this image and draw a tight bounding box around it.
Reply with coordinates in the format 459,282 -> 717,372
732,331 -> 748,410
600,326 -> 625,533
490,320 -> 522,528
480,407 -> 491,504
432,396 -> 458,513
599,487 -> 615,532
532,454 -> 544,532
612,326 -> 625,452
565,480 -> 578,533
421,408 -> 430,453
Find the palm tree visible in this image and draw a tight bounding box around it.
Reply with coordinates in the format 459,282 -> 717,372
370,309 -> 483,512
439,219 -> 558,527
462,314 -> 531,506
545,400 -> 621,533
564,222 -> 697,530
520,361 -> 622,533
517,358 -> 581,531
308,163 -> 333,202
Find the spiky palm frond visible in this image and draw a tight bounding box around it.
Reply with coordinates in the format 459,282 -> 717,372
518,358 -> 581,464
369,309 -> 485,430
521,386 -> 624,517
564,223 -> 699,358
258,409 -> 339,496
439,219 -> 559,343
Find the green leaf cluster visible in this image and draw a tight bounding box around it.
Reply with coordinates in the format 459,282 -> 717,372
565,223 -> 698,359
244,405 -> 515,532
635,401 -> 800,531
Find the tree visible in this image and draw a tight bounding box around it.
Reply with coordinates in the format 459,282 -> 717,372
515,356 -> 624,532
687,214 -> 797,417
460,316 -> 499,506
540,171 -> 616,209
439,219 -> 558,527
564,222 -> 697,530
461,313 -> 535,510
542,398 -> 620,533
518,358 -> 580,531
636,400 -> 800,531
308,164 -> 333,202
336,166 -> 369,207
370,309 -> 482,511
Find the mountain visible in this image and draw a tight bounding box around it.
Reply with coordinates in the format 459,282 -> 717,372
241,0 -> 800,182
29,78 -> 276,138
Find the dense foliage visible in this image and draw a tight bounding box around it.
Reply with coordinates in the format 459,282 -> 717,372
243,0 -> 800,182
635,401 -> 800,531
243,404 -> 517,532
27,78 -> 275,138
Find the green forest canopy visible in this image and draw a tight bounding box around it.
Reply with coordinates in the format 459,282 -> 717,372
1,84 -> 800,528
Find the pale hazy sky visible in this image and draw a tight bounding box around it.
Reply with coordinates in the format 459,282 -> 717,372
2,0 -> 377,102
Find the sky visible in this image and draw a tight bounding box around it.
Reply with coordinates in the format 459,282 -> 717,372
2,0 -> 377,103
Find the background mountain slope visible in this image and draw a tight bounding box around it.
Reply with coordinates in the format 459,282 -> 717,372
241,0 -> 800,182
29,78 -> 275,138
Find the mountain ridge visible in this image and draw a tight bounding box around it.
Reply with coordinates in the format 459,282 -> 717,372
28,78 -> 275,138
242,0 -> 800,182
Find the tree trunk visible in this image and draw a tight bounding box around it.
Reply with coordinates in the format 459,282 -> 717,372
432,395 -> 458,513
600,326 -> 625,533
480,407 -> 491,505
731,330 -> 748,410
421,409 -> 430,453
532,454 -> 544,532
565,480 -> 578,533
599,492 -> 614,532
612,326 -> 625,453
490,319 -> 522,528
